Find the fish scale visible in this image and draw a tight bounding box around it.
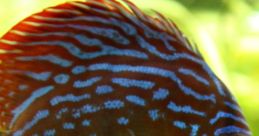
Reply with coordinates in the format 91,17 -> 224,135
0,0 -> 250,136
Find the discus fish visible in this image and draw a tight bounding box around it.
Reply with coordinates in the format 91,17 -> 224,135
0,0 -> 250,136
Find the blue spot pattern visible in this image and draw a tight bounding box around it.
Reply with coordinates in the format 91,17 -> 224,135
148,109 -> 160,121
95,85 -> 114,95
117,117 -> 129,125
173,121 -> 200,136
152,88 -> 169,100
63,122 -> 75,130
43,129 -> 56,136
173,121 -> 187,129
53,74 -> 70,84
82,119 -> 91,127
104,100 -> 124,109
71,65 -> 87,75
81,104 -> 100,114
50,93 -> 91,106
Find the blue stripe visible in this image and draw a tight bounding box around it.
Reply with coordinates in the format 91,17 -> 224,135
69,24 -> 129,45
17,40 -> 148,60
137,36 -> 174,60
210,111 -> 247,125
136,36 -> 225,96
214,125 -> 251,136
110,18 -> 137,36
16,54 -> 72,67
42,15 -> 137,36
224,101 -> 241,112
74,34 -> 148,59
13,110 -> 49,136
126,95 -> 146,106
78,16 -> 136,35
103,100 -> 124,109
178,68 -> 209,86
190,124 -> 200,136
111,77 -> 155,90
173,121 -> 187,129
11,86 -> 54,127
25,71 -> 52,81
15,23 -> 147,59
21,20 -> 129,45
127,17 -> 176,51
73,76 -> 102,88
88,63 -> 216,103
152,88 -> 169,100
167,101 -> 206,117
50,93 -> 91,106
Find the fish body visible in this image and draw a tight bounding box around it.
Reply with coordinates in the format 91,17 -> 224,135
0,0 -> 250,136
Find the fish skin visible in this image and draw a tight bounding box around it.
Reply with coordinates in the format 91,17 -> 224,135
0,0 -> 250,136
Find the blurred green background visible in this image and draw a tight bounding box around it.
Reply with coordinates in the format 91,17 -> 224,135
0,0 -> 258,135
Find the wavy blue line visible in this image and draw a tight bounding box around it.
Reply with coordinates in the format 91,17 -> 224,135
167,101 -> 206,117
13,110 -> 49,136
68,24 -> 129,45
178,68 -> 209,86
11,86 -> 54,128
224,101 -> 241,113
25,71 -> 52,81
137,36 -> 225,96
214,125 -> 251,136
50,93 -> 91,106
88,63 -> 215,103
210,111 -> 247,125
16,54 -> 72,68
112,77 -> 155,90
73,76 -> 102,88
